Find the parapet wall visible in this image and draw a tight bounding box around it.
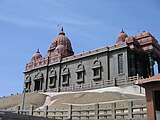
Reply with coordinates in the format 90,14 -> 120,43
0,112 -> 56,120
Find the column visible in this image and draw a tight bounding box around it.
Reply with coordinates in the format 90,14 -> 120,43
32,80 -> 35,91
146,88 -> 156,120
157,61 -> 160,74
148,53 -> 154,76
136,55 -> 140,75
40,78 -> 42,90
130,54 -> 136,76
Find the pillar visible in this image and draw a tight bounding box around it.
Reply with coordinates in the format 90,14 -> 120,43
130,54 -> 136,76
148,53 -> 154,76
43,106 -> 48,118
136,55 -> 140,75
68,105 -> 72,120
145,88 -> 156,119
40,78 -> 42,90
95,103 -> 99,120
157,61 -> 160,74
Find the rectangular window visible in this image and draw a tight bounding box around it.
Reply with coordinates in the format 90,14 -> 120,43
77,72 -> 83,80
94,68 -> 100,76
63,75 -> 67,83
92,67 -> 101,80
62,72 -> 69,86
118,54 -> 123,74
49,76 -> 56,88
50,77 -> 56,84
50,77 -> 54,84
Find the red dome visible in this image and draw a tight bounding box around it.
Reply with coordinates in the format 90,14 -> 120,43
50,34 -> 73,51
48,27 -> 74,58
116,29 -> 128,44
31,49 -> 42,61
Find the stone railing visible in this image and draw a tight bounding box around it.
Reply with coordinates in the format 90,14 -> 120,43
48,55 -> 61,64
26,56 -> 61,71
59,75 -> 141,92
26,58 -> 48,71
0,100 -> 147,120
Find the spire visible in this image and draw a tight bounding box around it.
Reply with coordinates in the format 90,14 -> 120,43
61,27 -> 64,32
121,28 -> 124,33
36,49 -> 40,53
59,27 -> 65,35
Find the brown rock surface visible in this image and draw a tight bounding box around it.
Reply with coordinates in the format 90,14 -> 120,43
0,92 -> 46,110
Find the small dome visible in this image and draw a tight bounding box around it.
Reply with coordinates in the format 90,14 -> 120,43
116,29 -> 128,44
31,49 -> 42,61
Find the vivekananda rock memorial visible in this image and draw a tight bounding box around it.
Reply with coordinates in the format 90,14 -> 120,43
24,27 -> 160,93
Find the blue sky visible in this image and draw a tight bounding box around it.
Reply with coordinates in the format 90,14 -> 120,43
0,0 -> 160,97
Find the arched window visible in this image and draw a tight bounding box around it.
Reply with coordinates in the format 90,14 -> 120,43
49,68 -> 57,88
92,58 -> 102,80
25,75 -> 31,92
34,71 -> 43,91
76,63 -> 85,83
61,66 -> 69,86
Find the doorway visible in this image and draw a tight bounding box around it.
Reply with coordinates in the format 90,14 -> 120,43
34,80 -> 41,91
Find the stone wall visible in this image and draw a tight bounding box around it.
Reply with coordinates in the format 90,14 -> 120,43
0,112 -> 57,120
24,43 -> 129,92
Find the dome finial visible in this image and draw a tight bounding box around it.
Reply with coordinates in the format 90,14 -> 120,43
121,28 -> 124,33
59,27 -> 65,35
61,27 -> 64,32
37,49 -> 40,53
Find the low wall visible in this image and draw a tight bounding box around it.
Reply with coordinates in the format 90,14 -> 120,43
0,100 -> 147,120
0,112 -> 57,120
